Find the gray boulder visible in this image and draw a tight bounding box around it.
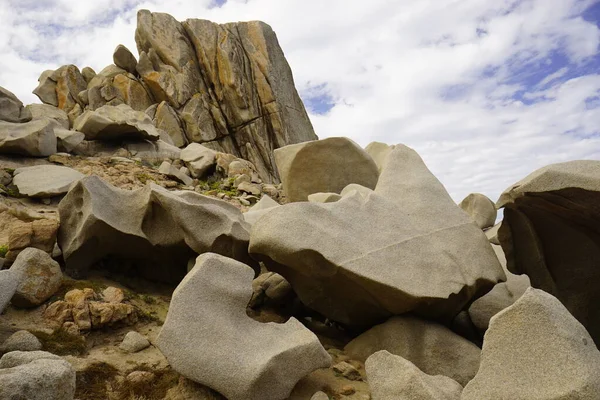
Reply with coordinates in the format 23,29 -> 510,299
119,331 -> 151,353
366,351 -> 462,400
33,70 -> 59,106
345,315 -> 480,386
0,330 -> 43,353
0,269 -> 21,313
158,161 -> 194,186
73,103 -> 161,141
55,129 -> 85,152
113,44 -> 138,74
0,119 -> 57,156
462,288 -> 600,399
274,137 -> 379,202
154,101 -> 188,147
13,165 -> 85,198
157,253 -> 331,400
10,248 -> 63,308
26,104 -> 69,129
180,143 -> 217,178
459,193 -> 497,229
0,351 -> 76,400
0,86 -> 32,123
497,160 -> 600,345
243,195 -> 280,226
58,176 -> 253,283
250,144 -> 504,327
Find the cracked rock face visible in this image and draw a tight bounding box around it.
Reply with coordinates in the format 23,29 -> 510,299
250,144 -> 505,327
156,253 -> 331,400
496,160 -> 600,345
58,175 -> 253,283
134,10 -> 317,182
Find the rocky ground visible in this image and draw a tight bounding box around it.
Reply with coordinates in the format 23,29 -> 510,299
1,8 -> 600,400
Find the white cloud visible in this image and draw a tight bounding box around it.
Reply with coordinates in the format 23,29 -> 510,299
0,0 -> 599,203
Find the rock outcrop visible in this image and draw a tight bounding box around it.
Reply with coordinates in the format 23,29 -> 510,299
13,165 -> 85,198
274,137 -> 379,202
26,103 -> 69,128
250,144 -> 504,327
58,176 -> 253,283
134,10 -> 317,182
496,160 -> 600,345
73,104 -> 161,141
365,351 -> 462,400
157,253 -> 331,400
345,315 -> 480,386
0,119 -> 57,156
462,288 -> 600,399
0,86 -> 32,123
459,193 -> 496,229
0,351 -> 76,400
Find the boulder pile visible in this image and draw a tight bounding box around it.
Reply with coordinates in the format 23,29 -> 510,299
0,8 -> 598,400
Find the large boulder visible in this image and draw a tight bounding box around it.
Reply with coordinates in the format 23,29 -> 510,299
113,44 -> 138,74
55,129 -> 85,152
250,144 -> 505,327
10,248 -> 63,308
468,244 -> 530,333
459,193 -> 496,230
345,315 -> 480,386
462,288 -> 600,399
180,143 -> 217,178
12,165 -> 85,198
73,103 -> 161,141
0,86 -> 32,123
365,351 -> 462,400
0,269 -> 20,313
58,176 -> 253,283
496,160 -> 600,345
0,331 -> 43,353
274,137 -> 379,202
135,10 -> 317,182
157,253 -> 331,400
26,104 -> 69,129
0,119 -> 57,156
87,65 -> 154,112
0,351 -> 76,400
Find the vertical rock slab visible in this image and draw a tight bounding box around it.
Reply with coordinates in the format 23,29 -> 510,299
462,288 -> 600,399
496,160 -> 600,345
157,253 -> 331,400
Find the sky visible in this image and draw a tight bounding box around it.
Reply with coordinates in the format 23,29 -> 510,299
1,0 -> 599,203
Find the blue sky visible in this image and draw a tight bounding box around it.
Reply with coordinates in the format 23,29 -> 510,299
0,0 -> 599,203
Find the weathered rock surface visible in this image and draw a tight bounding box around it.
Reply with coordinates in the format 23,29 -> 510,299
73,104 -> 161,141
13,165 -> 85,198
55,128 -> 85,152
497,160 -> 600,345
462,288 -> 600,399
86,65 -> 154,112
364,142 -> 395,172
180,143 -> 217,178
307,192 -> 342,203
0,269 -> 20,313
157,253 -> 331,400
345,315 -> 480,386
58,176 -> 253,283
459,193 -> 497,229
10,248 -> 63,308
134,10 -> 317,182
113,44 -> 138,74
0,119 -> 57,156
468,244 -> 530,333
0,330 -> 43,353
0,86 -> 32,123
0,351 -> 76,400
159,160 -> 194,186
274,137 -> 379,202
250,144 -> 504,327
310,392 -> 329,400
154,101 -> 187,147
365,351 -> 462,400
6,218 -> 59,262
120,331 -> 151,353
243,195 -> 280,226
26,103 -> 69,129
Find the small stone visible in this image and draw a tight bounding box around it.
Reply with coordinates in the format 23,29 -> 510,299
339,385 -> 355,395
238,197 -> 251,206
237,182 -> 261,196
119,331 -> 151,353
311,392 -> 329,400
102,287 -> 125,304
0,331 -> 42,353
332,361 -> 362,381
61,322 -> 80,337
233,174 -> 251,188
126,370 -> 155,385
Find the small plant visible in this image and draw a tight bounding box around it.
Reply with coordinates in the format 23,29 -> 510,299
75,362 -> 120,400
135,172 -> 155,185
0,244 -> 8,258
140,294 -> 157,305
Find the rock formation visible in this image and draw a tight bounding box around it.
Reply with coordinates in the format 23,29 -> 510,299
13,165 -> 84,198
497,160 -> 600,345
462,288 -> 600,399
58,175 -> 253,283
157,253 -> 331,400
250,143 -> 505,327
459,193 -> 497,229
